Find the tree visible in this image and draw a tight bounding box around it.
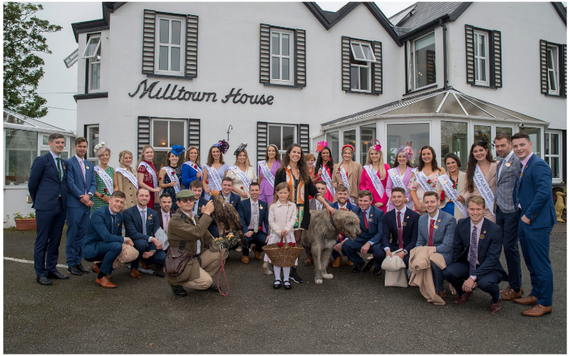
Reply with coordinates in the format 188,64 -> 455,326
3,2 -> 62,118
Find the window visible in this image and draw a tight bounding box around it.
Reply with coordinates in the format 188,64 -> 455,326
547,45 -> 559,95
82,36 -> 101,59
473,31 -> 489,86
342,37 -> 382,94
326,131 -> 339,163
520,127 -> 542,158
152,119 -> 187,165
155,16 -> 184,76
5,129 -> 38,185
39,134 -> 70,160
408,32 -> 436,91
387,123 -> 429,165
545,131 -> 562,182
268,125 -> 296,154
343,129 -> 356,152
474,124 -> 491,143
359,124 -> 376,165
270,29 -> 294,85
260,24 -> 306,88
85,125 -> 99,162
540,40 -> 566,97
441,121 -> 468,171
496,127 -> 512,136
82,34 -> 101,91
350,42 -> 376,93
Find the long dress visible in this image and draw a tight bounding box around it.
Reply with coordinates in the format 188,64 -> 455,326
115,167 -> 137,211
331,161 -> 362,204
138,160 -> 158,209
463,161 -> 498,223
385,166 -> 414,211
312,164 -> 334,202
408,169 -> 444,215
359,163 -> 391,213
162,166 -> 182,210
258,160 -> 281,204
91,166 -> 114,215
203,163 -> 229,201
226,166 -> 257,201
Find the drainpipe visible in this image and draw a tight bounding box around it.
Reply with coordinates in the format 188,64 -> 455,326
440,19 -> 448,90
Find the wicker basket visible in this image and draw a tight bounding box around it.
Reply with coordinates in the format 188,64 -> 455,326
262,236 -> 304,267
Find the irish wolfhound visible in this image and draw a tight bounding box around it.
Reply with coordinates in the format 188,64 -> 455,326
301,209 -> 361,284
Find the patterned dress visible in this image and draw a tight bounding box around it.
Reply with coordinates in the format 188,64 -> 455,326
138,160 -> 158,209
162,166 -> 182,210
408,170 -> 444,215
91,166 -> 114,216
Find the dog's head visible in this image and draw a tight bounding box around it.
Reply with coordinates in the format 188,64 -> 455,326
333,210 -> 361,239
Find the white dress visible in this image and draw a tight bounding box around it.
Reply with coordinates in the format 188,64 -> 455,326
264,200 -> 297,263
226,166 -> 257,200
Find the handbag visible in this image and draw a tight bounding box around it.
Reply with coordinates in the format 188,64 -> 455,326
163,241 -> 193,277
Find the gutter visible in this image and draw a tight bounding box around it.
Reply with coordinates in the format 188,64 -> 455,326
440,19 -> 448,90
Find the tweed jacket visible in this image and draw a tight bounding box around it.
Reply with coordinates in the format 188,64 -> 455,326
494,153 -> 521,213
332,161 -> 362,203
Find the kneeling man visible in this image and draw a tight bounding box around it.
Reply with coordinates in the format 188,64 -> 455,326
443,196 -> 507,313
237,182 -> 268,264
167,190 -> 227,297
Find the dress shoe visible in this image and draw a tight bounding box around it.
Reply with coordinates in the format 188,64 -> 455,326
513,295 -> 538,305
46,271 -> 70,280
290,268 -> 303,283
454,291 -> 473,304
76,263 -> 90,273
36,276 -> 53,285
362,259 -> 374,273
490,298 -> 503,314
140,259 -> 149,270
352,262 -> 364,273
438,290 -> 447,298
501,287 -> 523,301
91,264 -> 101,274
373,267 -> 383,276
208,282 -> 219,291
331,257 -> 342,268
305,255 -> 313,266
168,281 -> 187,297
96,276 -> 116,288
130,268 -> 142,279
273,280 -> 282,289
501,284 -> 524,294
241,255 -> 250,264
68,265 -> 82,276
347,260 -> 353,267
283,280 -> 292,290
254,250 -> 262,260
522,304 -> 552,317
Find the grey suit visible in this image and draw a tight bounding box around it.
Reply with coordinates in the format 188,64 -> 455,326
309,198 -> 331,210
416,210 -> 456,292
495,153 -> 521,213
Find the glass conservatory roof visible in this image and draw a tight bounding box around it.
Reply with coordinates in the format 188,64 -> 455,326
3,108 -> 72,133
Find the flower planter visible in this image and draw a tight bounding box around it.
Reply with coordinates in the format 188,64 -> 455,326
15,218 -> 37,231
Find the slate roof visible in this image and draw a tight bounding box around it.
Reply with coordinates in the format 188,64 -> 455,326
389,2 -> 469,37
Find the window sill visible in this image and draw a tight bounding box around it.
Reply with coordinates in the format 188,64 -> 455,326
3,184 -> 29,190
146,73 -> 196,81
73,92 -> 108,102
344,90 -> 379,96
544,93 -> 566,98
471,83 -> 497,89
262,82 -> 304,89
404,84 -> 438,96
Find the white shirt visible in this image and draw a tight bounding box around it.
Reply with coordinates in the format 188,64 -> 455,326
316,200 -> 323,210
136,205 -> 153,242
468,219 -> 484,269
248,199 -> 259,230
337,202 -> 348,209
427,209 -> 440,232
161,210 -> 171,233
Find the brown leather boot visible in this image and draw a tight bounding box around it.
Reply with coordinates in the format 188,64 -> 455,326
332,257 -> 342,268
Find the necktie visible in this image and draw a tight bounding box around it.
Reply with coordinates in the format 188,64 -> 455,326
224,196 -> 229,203
363,210 -> 369,231
253,202 -> 259,233
111,214 -> 116,235
141,209 -> 147,235
56,157 -> 62,181
397,211 -> 403,249
469,226 -> 478,275
80,159 -> 86,181
429,219 -> 435,246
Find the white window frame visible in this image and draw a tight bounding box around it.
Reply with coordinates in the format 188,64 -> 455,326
39,134 -> 71,160
270,29 -> 294,85
350,62 -> 371,93
81,36 -> 101,59
349,40 -> 375,93
268,124 -> 297,154
151,119 -> 188,152
408,32 -> 437,91
86,125 -> 100,162
350,41 -> 376,62
545,130 -> 562,183
546,45 -> 559,95
155,15 -> 185,76
474,30 -> 489,86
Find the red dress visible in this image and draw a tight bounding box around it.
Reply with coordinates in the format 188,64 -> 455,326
137,160 -> 158,209
313,165 -> 334,202
359,163 -> 390,212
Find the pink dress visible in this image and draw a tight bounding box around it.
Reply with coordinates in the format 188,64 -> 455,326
312,165 -> 334,202
385,166 -> 414,211
258,160 -> 281,204
359,163 -> 390,213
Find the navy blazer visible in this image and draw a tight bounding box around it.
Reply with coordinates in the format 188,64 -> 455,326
123,205 -> 160,244
452,218 -> 506,278
28,152 -> 68,210
66,156 -> 97,208
331,201 -> 356,211
210,192 -> 240,209
381,208 -> 419,253
191,197 -> 209,217
416,210 -> 455,259
237,198 -> 269,234
514,154 -> 556,230
352,205 -> 384,245
83,206 -> 124,259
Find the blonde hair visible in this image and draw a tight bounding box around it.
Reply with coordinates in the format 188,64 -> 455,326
233,148 -> 252,168
118,150 -> 135,173
137,145 -> 154,167
271,181 -> 292,206
365,146 -> 386,179
185,146 -> 200,165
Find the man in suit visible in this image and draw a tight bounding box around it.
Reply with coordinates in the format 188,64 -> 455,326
207,177 -> 240,237
83,191 -> 135,288
190,180 -> 209,218
28,133 -> 70,285
374,187 -> 419,275
341,190 -> 384,273
309,181 -> 332,210
511,132 -> 556,317
237,182 -> 268,263
331,185 -> 356,268
493,132 -> 523,301
123,188 -> 166,278
416,191 -> 455,297
65,137 -> 97,276
157,193 -> 174,234
443,196 -> 507,313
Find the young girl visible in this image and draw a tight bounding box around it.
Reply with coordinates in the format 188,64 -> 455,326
266,182 -> 297,290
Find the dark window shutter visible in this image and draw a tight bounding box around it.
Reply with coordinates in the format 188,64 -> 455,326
260,24 -> 270,84
341,36 -> 351,91
298,124 -> 310,154
562,44 -> 567,97
540,40 -> 548,94
256,122 -> 268,162
185,15 -> 199,79
491,30 -> 502,88
142,10 -> 156,75
137,116 -> 151,155
465,25 -> 475,85
373,41 -> 382,95
295,29 -> 306,87
188,119 -> 200,150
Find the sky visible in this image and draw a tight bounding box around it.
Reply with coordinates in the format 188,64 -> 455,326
31,1 -> 414,132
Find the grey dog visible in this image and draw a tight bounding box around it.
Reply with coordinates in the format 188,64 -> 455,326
300,209 -> 361,284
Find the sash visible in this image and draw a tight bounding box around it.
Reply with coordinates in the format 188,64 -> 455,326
229,165 -> 251,192
388,168 -> 406,189
414,170 -> 434,193
339,164 -> 355,205
474,165 -> 496,218
162,166 -> 181,194
438,174 -> 468,217
320,166 -> 335,197
116,167 -> 138,189
205,165 -> 222,191
184,161 -> 203,176
364,165 -> 385,199
94,166 -> 114,195
258,160 -> 275,188
138,161 -> 157,188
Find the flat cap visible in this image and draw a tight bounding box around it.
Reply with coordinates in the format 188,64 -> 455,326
176,190 -> 195,200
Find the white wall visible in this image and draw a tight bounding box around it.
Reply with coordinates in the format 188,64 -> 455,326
4,187 -> 35,228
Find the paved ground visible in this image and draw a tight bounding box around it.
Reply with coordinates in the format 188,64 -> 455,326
3,223 -> 567,354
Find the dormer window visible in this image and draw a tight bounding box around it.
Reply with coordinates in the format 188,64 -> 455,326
82,34 -> 101,91
408,32 -> 436,91
342,37 -> 382,95
350,41 -> 376,92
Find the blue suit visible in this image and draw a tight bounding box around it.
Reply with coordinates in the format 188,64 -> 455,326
416,210 -> 456,292
65,156 -> 97,267
123,206 -> 165,269
28,152 -> 68,277
330,201 -> 356,211
207,192 -> 240,237
514,153 -> 556,306
83,207 -> 126,275
443,218 -> 507,302
237,198 -> 269,255
374,208 -> 419,267
342,205 -> 384,269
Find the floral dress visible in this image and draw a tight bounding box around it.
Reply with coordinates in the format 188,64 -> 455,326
408,170 -> 443,215
91,166 -> 114,216
138,160 -> 158,209
162,166 -> 182,211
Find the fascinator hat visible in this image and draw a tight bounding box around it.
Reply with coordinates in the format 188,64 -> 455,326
171,145 -> 185,156
212,139 -> 230,154
369,139 -> 382,152
315,141 -> 328,153
341,144 -> 355,152
94,142 -> 107,157
234,142 -> 248,156
397,143 -> 415,164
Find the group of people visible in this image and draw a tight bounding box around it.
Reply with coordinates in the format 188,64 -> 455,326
28,131 -> 556,317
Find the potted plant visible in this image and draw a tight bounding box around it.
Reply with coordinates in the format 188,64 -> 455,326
13,212 -> 36,231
